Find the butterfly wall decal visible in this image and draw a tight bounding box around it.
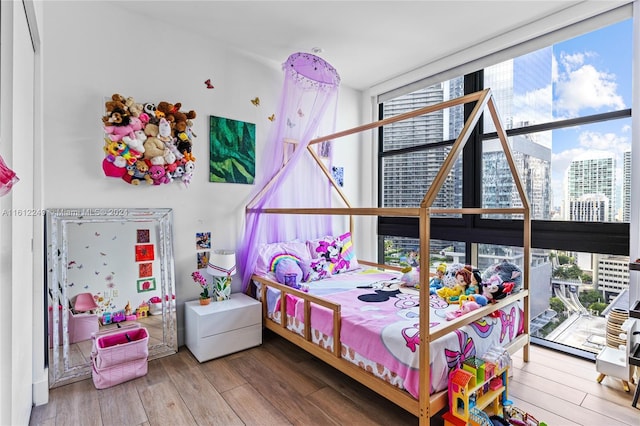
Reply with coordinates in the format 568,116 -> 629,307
268,114 -> 275,122
286,118 -> 295,128
251,97 -> 260,106
297,108 -> 304,117
204,79 -> 214,89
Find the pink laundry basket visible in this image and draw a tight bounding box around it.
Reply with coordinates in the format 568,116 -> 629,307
90,324 -> 149,389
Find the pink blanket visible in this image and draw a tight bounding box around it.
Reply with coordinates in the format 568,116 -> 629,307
267,269 -> 523,398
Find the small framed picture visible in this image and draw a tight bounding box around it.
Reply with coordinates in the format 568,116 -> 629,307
137,277 -> 156,293
197,252 -> 210,269
135,244 -> 155,262
196,232 -> 211,250
137,229 -> 150,244
139,262 -> 153,278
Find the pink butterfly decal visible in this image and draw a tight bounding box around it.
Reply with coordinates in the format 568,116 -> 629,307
517,308 -> 525,336
499,306 -> 516,342
445,330 -> 476,374
401,322 -> 420,352
204,79 -> 214,89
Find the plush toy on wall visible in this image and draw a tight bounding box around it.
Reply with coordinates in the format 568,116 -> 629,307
101,93 -> 197,186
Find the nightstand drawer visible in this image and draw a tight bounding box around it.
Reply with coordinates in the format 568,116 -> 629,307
185,293 -> 262,362
189,324 -> 262,363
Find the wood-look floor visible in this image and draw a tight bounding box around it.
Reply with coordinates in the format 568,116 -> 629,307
30,330 -> 639,426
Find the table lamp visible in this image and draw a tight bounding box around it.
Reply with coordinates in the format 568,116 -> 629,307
207,249 -> 236,301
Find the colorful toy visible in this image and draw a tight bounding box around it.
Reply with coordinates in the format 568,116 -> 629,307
429,263 -> 447,294
482,275 -> 515,303
111,310 -> 126,323
443,363 -> 510,426
401,266 -> 420,288
467,269 -> 482,295
136,301 -> 149,318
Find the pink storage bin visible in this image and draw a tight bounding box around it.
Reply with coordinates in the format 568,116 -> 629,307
92,327 -> 149,370
91,356 -> 148,390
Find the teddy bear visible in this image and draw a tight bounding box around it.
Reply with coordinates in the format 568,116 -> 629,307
104,93 -> 126,115
143,137 -> 166,165
124,97 -> 143,117
148,165 -> 170,185
125,160 -> 153,185
171,109 -> 197,134
102,107 -> 130,127
156,101 -> 180,122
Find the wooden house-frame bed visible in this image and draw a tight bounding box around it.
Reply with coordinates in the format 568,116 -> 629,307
247,89 -> 531,425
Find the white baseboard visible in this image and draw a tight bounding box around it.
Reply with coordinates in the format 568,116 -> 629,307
32,370 -> 48,406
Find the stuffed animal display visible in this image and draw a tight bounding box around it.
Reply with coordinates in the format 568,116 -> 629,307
102,93 -> 197,187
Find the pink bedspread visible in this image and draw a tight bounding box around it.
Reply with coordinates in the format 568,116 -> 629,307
263,269 -> 524,398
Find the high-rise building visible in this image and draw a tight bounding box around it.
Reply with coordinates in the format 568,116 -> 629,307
594,254 -> 629,301
569,194 -> 609,222
623,151 -> 631,222
565,157 -> 615,221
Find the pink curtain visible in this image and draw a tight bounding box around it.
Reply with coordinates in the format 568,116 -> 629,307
238,53 -> 341,292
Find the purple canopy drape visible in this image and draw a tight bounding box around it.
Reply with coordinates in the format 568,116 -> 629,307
238,52 -> 341,292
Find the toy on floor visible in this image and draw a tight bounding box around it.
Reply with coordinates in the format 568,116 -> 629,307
443,346 -> 520,426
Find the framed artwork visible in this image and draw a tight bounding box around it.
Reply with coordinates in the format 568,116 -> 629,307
139,262 -> 153,278
137,278 -> 156,293
135,244 -> 155,262
196,232 -> 211,250
209,115 -> 255,184
137,229 -> 150,243
331,166 -> 344,187
197,252 -> 210,269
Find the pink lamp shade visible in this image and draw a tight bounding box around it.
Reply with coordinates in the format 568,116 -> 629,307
74,292 -> 98,312
207,250 -> 237,277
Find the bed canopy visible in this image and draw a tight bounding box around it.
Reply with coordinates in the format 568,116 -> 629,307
238,52 -> 341,292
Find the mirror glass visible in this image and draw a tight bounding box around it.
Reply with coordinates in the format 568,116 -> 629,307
46,208 -> 177,387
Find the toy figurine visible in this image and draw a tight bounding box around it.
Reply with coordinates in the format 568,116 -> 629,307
466,269 -> 482,295
429,263 -> 447,294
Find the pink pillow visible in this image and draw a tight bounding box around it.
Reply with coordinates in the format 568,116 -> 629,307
307,232 -> 360,275
254,241 -> 310,276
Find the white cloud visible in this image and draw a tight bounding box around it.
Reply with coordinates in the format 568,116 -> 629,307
554,52 -> 625,118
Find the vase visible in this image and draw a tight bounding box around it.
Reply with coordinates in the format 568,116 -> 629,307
199,297 -> 212,306
215,277 -> 231,301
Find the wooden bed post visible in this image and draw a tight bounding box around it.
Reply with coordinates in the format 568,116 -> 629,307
418,208 -> 431,425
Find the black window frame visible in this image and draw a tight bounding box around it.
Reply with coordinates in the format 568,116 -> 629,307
377,72 -> 631,260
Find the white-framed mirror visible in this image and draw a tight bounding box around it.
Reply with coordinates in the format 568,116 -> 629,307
46,208 -> 177,388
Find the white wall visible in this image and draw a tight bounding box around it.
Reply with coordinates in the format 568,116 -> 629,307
38,0 -> 362,394
1,1 -> 39,424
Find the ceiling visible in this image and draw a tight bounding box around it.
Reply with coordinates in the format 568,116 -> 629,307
112,1 -> 624,91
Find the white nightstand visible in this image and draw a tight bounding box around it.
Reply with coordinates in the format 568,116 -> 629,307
185,292 -> 262,362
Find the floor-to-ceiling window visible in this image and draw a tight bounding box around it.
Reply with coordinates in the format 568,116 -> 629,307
379,17 -> 632,359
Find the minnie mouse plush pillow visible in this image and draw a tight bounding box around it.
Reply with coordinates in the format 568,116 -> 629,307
306,232 -> 360,275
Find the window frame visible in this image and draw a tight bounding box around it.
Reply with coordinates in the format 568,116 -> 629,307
377,68 -> 631,261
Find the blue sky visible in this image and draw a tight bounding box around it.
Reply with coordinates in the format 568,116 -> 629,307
549,19 -> 632,210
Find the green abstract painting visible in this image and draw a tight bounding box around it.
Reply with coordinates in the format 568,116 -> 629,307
209,116 -> 256,184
